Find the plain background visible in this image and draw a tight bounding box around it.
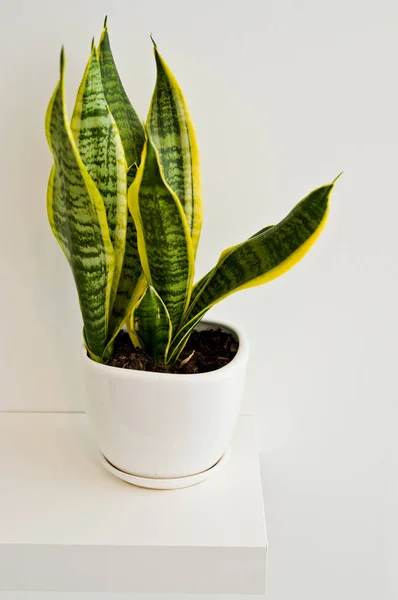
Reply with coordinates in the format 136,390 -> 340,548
0,0 -> 397,598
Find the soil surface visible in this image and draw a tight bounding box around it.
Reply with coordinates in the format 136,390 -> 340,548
106,328 -> 239,374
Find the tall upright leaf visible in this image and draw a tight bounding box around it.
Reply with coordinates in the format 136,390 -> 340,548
45,50 -> 114,359
71,44 -> 127,315
147,43 -> 202,254
98,19 -> 145,338
128,136 -> 194,331
130,286 -> 172,363
168,183 -> 335,363
98,18 -> 145,170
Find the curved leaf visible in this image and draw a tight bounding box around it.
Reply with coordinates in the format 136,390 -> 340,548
189,183 -> 333,316
147,43 -> 202,254
168,182 -> 336,363
130,285 -> 172,363
71,44 -> 127,316
188,225 -> 276,311
45,50 -> 114,359
128,136 -> 194,331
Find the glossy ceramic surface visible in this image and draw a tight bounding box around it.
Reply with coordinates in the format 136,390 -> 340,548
83,321 -> 249,479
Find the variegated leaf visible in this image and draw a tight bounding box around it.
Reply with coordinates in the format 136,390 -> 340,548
71,44 -> 127,318
147,43 -> 202,254
98,21 -> 146,339
45,50 -> 114,360
168,182 -> 336,363
98,19 -> 145,170
128,136 -> 194,331
130,285 -> 172,363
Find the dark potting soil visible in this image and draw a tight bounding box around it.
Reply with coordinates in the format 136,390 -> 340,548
106,328 -> 239,374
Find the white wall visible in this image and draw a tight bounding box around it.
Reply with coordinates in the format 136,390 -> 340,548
0,0 -> 397,598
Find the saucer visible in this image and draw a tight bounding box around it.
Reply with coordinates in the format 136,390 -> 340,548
98,447 -> 231,490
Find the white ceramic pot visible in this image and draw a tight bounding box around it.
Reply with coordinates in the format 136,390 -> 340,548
83,320 -> 249,482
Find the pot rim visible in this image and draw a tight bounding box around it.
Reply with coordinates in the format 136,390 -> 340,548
82,319 -> 249,382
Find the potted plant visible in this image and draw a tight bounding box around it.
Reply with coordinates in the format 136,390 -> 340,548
45,18 -> 338,489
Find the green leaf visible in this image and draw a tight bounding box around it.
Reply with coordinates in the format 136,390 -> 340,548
106,236 -> 146,344
98,23 -> 145,170
190,183 -> 334,315
130,285 -> 172,363
45,50 -> 114,359
147,44 -> 202,255
98,23 -> 146,341
71,45 -> 127,319
188,226 -> 275,311
168,182 -> 336,363
128,136 -> 195,331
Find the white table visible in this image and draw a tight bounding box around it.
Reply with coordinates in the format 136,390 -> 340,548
0,414 -> 267,597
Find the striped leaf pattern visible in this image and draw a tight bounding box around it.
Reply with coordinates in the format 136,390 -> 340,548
186,228 -> 273,312
98,21 -> 145,340
45,27 -> 336,367
128,136 -> 194,331
45,50 -> 114,360
167,183 -> 335,363
99,20 -> 145,170
188,183 -> 333,316
147,44 -> 202,254
106,239 -> 145,341
130,286 -> 172,362
71,45 -> 127,315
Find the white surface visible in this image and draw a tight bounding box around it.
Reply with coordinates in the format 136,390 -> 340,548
0,595 -> 265,600
0,414 -> 266,594
84,320 -> 247,479
0,0 -> 397,598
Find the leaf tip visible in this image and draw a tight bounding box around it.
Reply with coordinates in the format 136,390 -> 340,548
60,46 -> 65,74
150,33 -> 157,48
91,37 -> 95,51
332,171 -> 343,185
99,17 -> 110,49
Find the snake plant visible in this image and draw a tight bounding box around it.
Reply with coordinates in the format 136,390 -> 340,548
45,19 -> 338,365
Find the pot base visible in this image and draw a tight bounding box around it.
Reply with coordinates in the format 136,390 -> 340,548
98,447 -> 231,490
